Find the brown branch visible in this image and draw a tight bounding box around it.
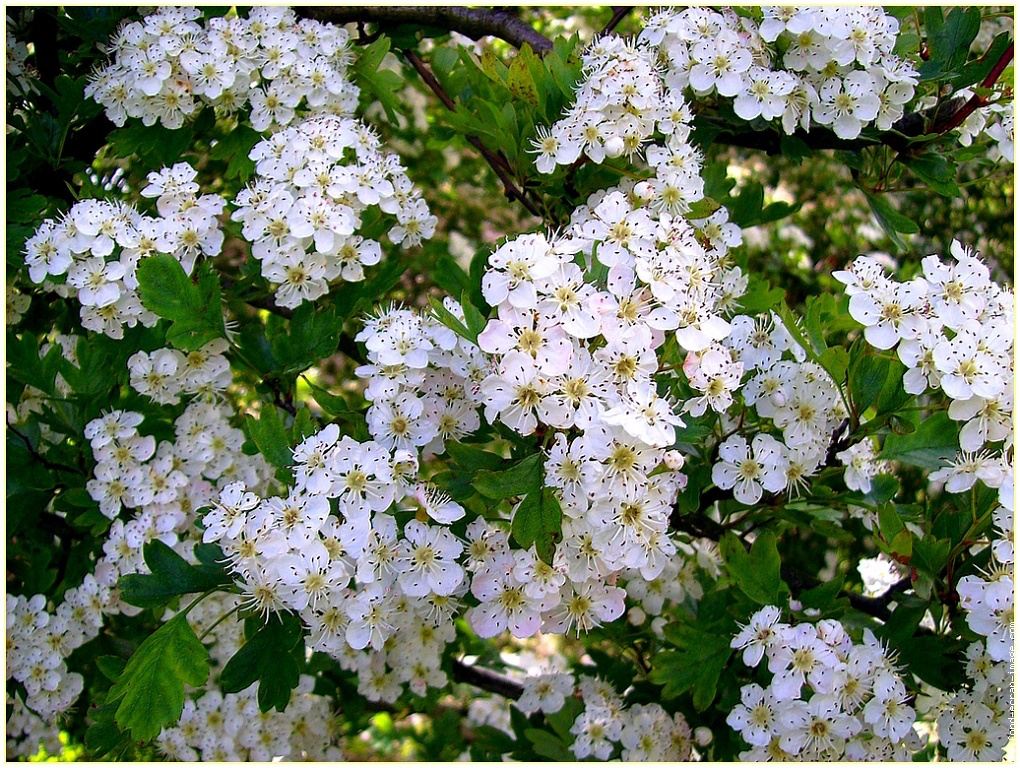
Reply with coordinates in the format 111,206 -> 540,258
931,42 -> 1015,135
296,6 -> 553,54
600,7 -> 634,38
7,420 -> 83,475
402,49 -> 544,219
451,658 -> 523,700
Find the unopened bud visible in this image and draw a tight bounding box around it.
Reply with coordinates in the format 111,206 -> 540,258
694,726 -> 713,747
664,450 -> 685,470
603,136 -> 625,158
628,606 -> 646,625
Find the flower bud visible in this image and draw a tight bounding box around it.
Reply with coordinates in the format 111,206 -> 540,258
603,136 -> 625,158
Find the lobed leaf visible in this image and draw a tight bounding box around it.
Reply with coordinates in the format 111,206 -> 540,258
108,613 -> 210,742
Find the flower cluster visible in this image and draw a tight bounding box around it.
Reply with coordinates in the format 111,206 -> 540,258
5,694 -> 62,759
5,401 -> 273,737
85,7 -> 358,130
641,6 -> 917,140
532,35 -> 707,217
23,161 -> 224,338
936,641 -> 1014,761
536,5 -> 917,181
623,538 -> 717,631
354,302 -> 484,457
202,422 -> 466,705
569,675 -> 697,760
231,115 -> 436,308
728,606 -> 925,760
835,242 -> 1013,486
5,592 -> 86,722
127,340 -> 231,405
719,315 -> 888,496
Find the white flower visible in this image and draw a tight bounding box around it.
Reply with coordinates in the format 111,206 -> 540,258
713,434 -> 789,505
731,605 -> 788,667
813,72 -> 881,140
396,520 -> 465,597
516,673 -> 575,715
727,683 -> 781,746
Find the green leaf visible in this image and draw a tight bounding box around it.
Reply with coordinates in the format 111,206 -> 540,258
508,44 -> 541,108
863,191 -> 918,251
84,702 -> 131,760
912,536 -> 952,575
96,655 -> 127,683
6,189 -> 50,223
108,613 -> 210,742
880,411 -> 958,470
6,332 -> 64,395
472,453 -> 544,499
878,502 -> 906,541
720,530 -> 784,605
353,37 -> 404,123
878,601 -> 927,644
524,729 -> 572,761
430,253 -> 471,298
686,197 -> 722,219
219,613 -> 303,713
798,573 -> 848,613
136,255 -> 225,351
428,295 -> 475,343
848,343 -> 910,417
512,487 -> 563,565
951,32 -> 1013,89
899,152 -> 960,197
270,302 -> 346,374
544,696 -> 584,742
291,406 -> 317,443
779,134 -> 812,164
107,122 -> 194,168
119,540 -> 233,609
460,290 -> 489,339
445,441 -> 506,472
303,378 -> 359,424
431,45 -> 460,78
817,347 -> 849,384
919,6 -> 982,81
896,635 -> 965,689
472,724 -> 517,757
246,405 -> 293,470
727,181 -> 764,227
480,48 -> 510,85
209,124 -> 260,182
650,634 -> 732,709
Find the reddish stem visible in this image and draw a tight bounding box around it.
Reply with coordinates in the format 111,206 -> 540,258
932,42 -> 1014,135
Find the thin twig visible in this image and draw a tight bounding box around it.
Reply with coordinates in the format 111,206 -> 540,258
600,7 -> 634,38
402,49 -> 544,219
7,419 -> 82,475
451,658 -> 524,700
297,6 -> 553,54
931,43 -> 1014,135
